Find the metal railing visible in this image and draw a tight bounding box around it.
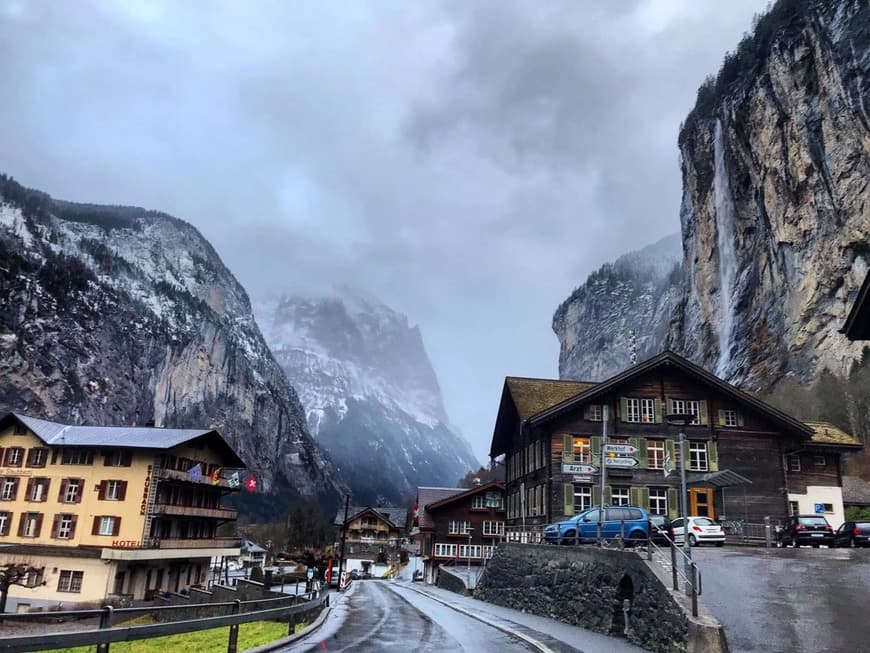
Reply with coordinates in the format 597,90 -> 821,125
646,533 -> 702,617
721,517 -> 777,546
0,590 -> 327,653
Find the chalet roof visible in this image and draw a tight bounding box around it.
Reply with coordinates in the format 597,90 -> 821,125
842,475 -> 870,506
528,351 -> 814,439
425,481 -> 505,512
505,377 -> 597,420
0,412 -> 246,467
841,270 -> 870,340
416,487 -> 464,529
803,421 -> 863,447
334,506 -> 408,530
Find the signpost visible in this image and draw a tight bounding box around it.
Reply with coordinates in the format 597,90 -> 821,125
603,444 -> 636,455
604,456 -> 639,468
562,463 -> 599,475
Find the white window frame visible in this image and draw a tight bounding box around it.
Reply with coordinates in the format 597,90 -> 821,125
671,399 -> 700,425
98,516 -> 116,536
649,488 -> 668,515
641,398 -> 656,423
61,450 -> 94,465
788,455 -> 801,472
64,480 -> 80,504
588,405 -> 603,421
1,479 -> 15,501
30,480 -> 46,502
483,545 -> 496,559
647,439 -> 665,469
611,486 -> 630,506
7,448 -> 23,466
472,494 -> 486,509
572,437 -> 591,463
461,520 -> 472,535
58,570 -> 84,593
106,481 -> 122,501
448,520 -> 460,535
688,441 -> 708,471
723,410 -> 738,427
58,514 -> 73,539
30,448 -> 45,467
434,543 -> 457,557
813,455 -> 826,467
573,485 -> 592,513
0,512 -> 8,535
626,398 -> 641,423
23,513 -> 39,537
485,491 -> 503,509
483,521 -> 504,536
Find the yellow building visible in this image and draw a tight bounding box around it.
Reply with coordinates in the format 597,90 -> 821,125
0,412 -> 246,611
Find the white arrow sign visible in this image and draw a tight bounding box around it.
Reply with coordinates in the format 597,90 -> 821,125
603,444 -> 637,455
562,463 -> 599,474
604,456 -> 639,467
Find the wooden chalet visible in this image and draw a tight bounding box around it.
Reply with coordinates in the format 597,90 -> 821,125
490,351 -> 862,530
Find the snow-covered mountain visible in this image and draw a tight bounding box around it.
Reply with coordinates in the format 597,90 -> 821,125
0,175 -> 345,517
256,291 -> 479,505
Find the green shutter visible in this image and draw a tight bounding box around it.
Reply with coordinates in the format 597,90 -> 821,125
708,441 -> 719,472
620,397 -> 628,421
563,483 -> 574,516
640,487 -> 650,510
683,440 -> 692,470
591,436 -> 601,466
699,400 -> 709,425
737,411 -> 745,427
603,486 -> 612,505
665,439 -> 676,467
630,487 -> 642,507
562,434 -> 573,462
654,398 -> 663,423
718,409 -> 725,426
664,397 -> 672,416
667,488 -> 679,519
632,438 -> 647,469
592,485 -> 601,507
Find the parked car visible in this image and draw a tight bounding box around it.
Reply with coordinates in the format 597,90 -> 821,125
780,514 -> 834,547
670,517 -> 725,547
833,521 -> 870,548
544,506 -> 650,545
350,569 -> 361,580
649,514 -> 673,545
412,569 -> 423,582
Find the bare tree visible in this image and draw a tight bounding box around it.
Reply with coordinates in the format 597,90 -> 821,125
0,563 -> 45,614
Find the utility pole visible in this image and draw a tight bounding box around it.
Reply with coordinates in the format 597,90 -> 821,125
337,495 -> 349,589
597,404 -> 608,544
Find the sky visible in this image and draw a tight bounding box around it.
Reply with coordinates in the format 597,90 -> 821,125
0,0 -> 767,463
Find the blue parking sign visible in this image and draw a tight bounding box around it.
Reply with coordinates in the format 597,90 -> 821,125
814,503 -> 824,514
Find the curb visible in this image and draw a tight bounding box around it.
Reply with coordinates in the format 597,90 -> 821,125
392,582 -> 557,653
241,594 -> 334,653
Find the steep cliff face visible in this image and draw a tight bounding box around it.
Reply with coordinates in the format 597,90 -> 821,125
671,0 -> 870,388
257,292 -> 479,505
0,175 -> 344,512
553,235 -> 682,380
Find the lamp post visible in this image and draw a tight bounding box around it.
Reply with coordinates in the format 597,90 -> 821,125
466,528 -> 473,581
666,413 -> 693,591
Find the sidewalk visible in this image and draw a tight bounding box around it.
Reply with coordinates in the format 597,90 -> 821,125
393,580 -> 645,653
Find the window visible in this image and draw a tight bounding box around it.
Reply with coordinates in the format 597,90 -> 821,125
27,448 -> 47,468
63,479 -> 81,503
61,449 -> 94,465
485,491 -> 503,509
105,480 -> 125,501
448,520 -> 471,535
573,485 -> 592,513
13,423 -> 27,435
670,399 -> 700,425
5,447 -> 24,467
483,521 -> 504,536
722,410 -> 738,427
97,516 -> 118,536
587,405 -> 603,421
688,442 -> 708,471
106,450 -> 132,467
472,494 -> 486,509
433,543 -> 457,557
459,545 -> 482,558
813,455 -> 826,467
611,486 -> 630,506
789,501 -> 799,516
647,440 -> 665,469
788,455 -> 801,472
22,513 -> 41,537
626,398 -> 655,423
649,489 -> 668,515
29,478 -> 49,502
0,511 -> 9,535
823,503 -> 834,513
572,437 -> 591,463
25,568 -> 43,587
57,514 -> 74,539
1,478 -> 18,501
483,545 -> 496,559
57,570 -> 84,593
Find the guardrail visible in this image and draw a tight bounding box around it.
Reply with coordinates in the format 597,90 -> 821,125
0,590 -> 327,653
646,533 -> 701,617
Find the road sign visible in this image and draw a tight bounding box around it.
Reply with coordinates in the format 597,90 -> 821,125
814,503 -> 825,514
603,444 -> 637,455
562,463 -> 598,474
604,456 -> 639,468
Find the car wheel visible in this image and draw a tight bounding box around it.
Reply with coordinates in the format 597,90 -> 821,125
561,530 -> 576,545
688,534 -> 697,547
628,532 -> 647,547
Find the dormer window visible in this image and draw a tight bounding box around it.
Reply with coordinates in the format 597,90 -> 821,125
586,405 -> 603,421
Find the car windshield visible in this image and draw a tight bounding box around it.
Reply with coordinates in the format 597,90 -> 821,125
798,517 -> 828,526
855,522 -> 870,531
693,518 -> 715,526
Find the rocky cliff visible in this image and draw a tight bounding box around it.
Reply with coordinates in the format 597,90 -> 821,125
0,175 -> 344,515
257,291 -> 479,505
555,0 -> 870,396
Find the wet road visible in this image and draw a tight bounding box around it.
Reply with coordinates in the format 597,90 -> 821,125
692,546 -> 870,653
279,580 -> 536,652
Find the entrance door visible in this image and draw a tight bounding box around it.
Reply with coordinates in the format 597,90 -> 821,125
689,487 -> 714,517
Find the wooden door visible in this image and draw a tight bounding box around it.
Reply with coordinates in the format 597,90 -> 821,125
689,487 -> 714,517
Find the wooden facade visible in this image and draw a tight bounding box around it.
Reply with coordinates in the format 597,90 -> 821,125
491,352 -> 862,529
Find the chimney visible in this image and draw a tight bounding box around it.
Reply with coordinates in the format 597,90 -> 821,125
473,477 -> 482,487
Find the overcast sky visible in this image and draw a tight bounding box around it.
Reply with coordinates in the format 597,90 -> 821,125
0,0 -> 766,462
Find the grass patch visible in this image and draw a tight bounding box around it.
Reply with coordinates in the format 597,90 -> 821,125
45,618 -> 294,653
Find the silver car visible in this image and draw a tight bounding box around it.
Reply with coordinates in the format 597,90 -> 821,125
671,516 -> 725,546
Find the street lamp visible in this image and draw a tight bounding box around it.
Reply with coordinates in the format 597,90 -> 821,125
466,528 -> 474,583
666,413 -> 693,590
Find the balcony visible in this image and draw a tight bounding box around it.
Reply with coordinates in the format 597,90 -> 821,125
150,503 -> 238,520
153,467 -> 237,489
143,537 -> 241,549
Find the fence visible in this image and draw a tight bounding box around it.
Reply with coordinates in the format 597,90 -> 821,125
0,590 -> 327,653
721,518 -> 778,546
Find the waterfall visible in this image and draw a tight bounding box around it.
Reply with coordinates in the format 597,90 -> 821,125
713,119 -> 738,376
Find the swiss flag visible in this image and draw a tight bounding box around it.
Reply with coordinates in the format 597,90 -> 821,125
244,476 -> 257,492
413,500 -> 419,525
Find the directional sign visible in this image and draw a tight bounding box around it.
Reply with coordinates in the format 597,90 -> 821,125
562,463 -> 599,474
604,456 -> 639,468
603,444 -> 637,455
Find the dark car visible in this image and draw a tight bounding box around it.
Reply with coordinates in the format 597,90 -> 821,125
780,514 -> 834,547
834,521 -> 870,548
649,514 -> 673,545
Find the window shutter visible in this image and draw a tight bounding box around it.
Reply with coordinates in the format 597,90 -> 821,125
98,481 -> 107,500
620,397 -> 628,421
25,478 -> 34,501
640,487 -> 650,510
699,400 -> 709,425
667,488 -> 679,520
17,515 -> 26,537
119,481 -> 128,501
665,439 -> 676,467
632,439 -> 647,469
112,517 -> 121,536
591,436 -> 601,466
58,479 -> 68,503
603,486 -> 612,505
123,451 -> 133,466
51,450 -> 58,465
51,515 -> 60,539
717,409 -> 725,426
34,514 -> 43,538
42,479 -> 50,501
708,441 -> 719,472
654,398 -> 663,423
75,479 -> 85,503
592,485 -> 601,507
92,516 -> 101,535
630,487 -> 642,507
0,449 -> 7,466
69,516 -> 78,539
104,452 -> 113,466
737,412 -> 744,427
562,434 -> 573,462
563,484 -> 574,516
25,449 -> 33,467
664,397 -> 672,415
583,405 -> 591,420
10,478 -> 18,501
0,448 -> 4,466
683,443 -> 691,470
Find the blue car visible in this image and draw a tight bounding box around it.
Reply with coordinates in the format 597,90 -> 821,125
544,506 -> 651,545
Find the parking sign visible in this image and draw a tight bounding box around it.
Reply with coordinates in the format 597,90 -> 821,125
814,503 -> 824,514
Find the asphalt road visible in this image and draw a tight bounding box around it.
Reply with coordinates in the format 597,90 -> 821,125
691,545 -> 870,653
279,580 -> 536,652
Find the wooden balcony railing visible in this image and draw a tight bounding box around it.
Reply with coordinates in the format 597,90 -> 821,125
143,537 -> 241,550
150,503 -> 238,520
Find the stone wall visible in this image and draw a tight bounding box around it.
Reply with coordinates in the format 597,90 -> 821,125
435,566 -> 469,595
475,543 -> 688,652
